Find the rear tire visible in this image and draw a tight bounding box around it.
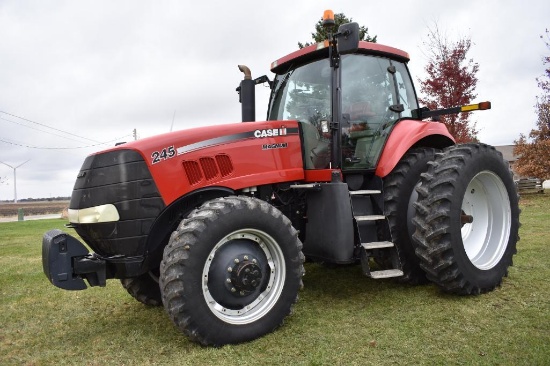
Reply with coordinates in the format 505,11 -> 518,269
383,147 -> 439,284
160,196 -> 304,346
412,144 -> 520,295
121,271 -> 162,306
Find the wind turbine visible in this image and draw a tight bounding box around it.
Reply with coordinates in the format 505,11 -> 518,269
0,160 -> 30,203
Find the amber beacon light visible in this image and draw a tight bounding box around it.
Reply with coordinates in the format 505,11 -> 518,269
322,9 -> 335,28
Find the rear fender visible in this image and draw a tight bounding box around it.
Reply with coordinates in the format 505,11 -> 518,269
375,120 -> 455,177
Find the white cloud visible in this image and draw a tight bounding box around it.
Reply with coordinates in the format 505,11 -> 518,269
0,0 -> 548,199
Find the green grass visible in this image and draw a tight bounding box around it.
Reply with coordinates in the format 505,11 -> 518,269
1,195 -> 549,365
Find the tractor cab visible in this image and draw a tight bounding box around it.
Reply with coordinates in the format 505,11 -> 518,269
267,22 -> 418,173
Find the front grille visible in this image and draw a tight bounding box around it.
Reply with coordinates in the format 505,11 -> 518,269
70,149 -> 165,257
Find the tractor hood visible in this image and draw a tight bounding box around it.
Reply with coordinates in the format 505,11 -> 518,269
85,120 -> 305,205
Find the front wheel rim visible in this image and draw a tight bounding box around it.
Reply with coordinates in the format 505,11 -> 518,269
460,171 -> 511,270
202,229 -> 286,325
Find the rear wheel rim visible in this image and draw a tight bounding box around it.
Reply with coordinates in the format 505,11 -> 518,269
460,171 -> 511,270
202,229 -> 286,325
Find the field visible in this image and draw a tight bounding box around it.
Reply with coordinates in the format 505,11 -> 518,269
1,194 -> 549,365
0,201 -> 69,217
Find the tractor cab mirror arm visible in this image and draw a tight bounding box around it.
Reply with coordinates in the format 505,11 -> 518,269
253,75 -> 273,89
236,75 -> 272,95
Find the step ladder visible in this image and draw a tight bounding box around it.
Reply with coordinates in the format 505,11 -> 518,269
350,190 -> 403,279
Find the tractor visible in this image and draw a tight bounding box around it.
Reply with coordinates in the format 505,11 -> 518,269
42,10 -> 520,346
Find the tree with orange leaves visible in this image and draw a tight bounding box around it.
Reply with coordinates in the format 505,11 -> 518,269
419,25 -> 479,143
513,30 -> 550,180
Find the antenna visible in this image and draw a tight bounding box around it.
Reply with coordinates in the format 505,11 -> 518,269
0,160 -> 30,203
170,110 -> 176,132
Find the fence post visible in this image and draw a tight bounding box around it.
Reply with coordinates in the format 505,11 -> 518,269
18,208 -> 25,221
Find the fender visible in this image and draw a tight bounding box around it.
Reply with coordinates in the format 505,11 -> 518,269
142,187 -> 235,271
375,119 -> 455,177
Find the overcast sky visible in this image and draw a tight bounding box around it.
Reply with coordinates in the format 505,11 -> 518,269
0,0 -> 548,200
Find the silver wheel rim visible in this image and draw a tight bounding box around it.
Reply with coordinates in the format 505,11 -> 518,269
202,229 -> 286,325
461,171 -> 511,270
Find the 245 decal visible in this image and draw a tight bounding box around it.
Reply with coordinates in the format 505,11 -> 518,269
151,146 -> 176,164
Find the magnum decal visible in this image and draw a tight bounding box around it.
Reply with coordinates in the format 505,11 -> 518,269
262,142 -> 288,150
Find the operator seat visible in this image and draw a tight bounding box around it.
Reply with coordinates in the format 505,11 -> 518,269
342,102 -> 380,167
346,102 -> 376,132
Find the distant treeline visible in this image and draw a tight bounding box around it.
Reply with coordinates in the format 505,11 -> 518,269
0,197 -> 70,203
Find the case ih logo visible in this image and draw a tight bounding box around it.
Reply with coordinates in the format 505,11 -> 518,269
254,128 -> 287,138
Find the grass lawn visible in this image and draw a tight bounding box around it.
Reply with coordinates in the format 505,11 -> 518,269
1,194 -> 549,365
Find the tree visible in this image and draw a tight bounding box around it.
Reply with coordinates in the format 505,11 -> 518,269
418,24 -> 479,143
298,13 -> 377,49
513,29 -> 550,180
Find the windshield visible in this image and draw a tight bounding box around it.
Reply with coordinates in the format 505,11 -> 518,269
268,54 -> 418,169
268,59 -> 331,127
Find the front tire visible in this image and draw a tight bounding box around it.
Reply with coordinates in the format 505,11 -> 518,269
412,144 -> 520,295
160,196 -> 304,346
120,271 -> 162,306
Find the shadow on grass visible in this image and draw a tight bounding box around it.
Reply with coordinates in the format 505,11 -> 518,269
299,261 -> 499,313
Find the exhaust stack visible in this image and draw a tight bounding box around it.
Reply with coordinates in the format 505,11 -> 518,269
238,65 -> 255,122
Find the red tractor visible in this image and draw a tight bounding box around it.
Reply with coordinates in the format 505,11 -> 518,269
42,12 -> 519,346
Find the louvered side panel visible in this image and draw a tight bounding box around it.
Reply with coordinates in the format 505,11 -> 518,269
215,154 -> 234,177
199,157 -> 219,181
182,160 -> 203,185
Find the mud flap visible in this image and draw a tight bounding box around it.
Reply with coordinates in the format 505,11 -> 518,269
303,182 -> 355,263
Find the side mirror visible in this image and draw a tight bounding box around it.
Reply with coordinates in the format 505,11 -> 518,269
336,22 -> 360,55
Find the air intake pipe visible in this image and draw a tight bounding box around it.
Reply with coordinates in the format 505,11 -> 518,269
238,65 -> 255,122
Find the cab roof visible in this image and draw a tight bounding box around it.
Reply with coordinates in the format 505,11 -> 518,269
270,41 -> 410,74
